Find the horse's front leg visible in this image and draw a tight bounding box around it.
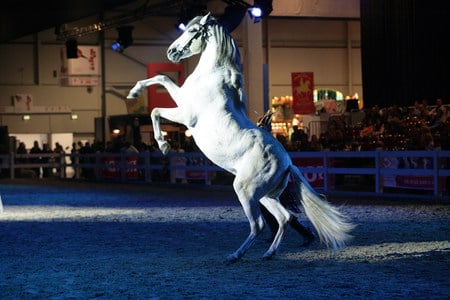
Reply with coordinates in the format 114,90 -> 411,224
127,75 -> 181,101
151,107 -> 186,155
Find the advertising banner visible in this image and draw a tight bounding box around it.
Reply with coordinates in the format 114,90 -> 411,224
60,46 -> 100,86
382,157 -> 434,190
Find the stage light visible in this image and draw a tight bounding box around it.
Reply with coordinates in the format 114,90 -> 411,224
111,25 -> 134,53
65,38 -> 78,58
248,0 -> 273,23
249,7 -> 262,18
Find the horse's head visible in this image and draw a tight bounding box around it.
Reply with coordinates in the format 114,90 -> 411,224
167,13 -> 215,63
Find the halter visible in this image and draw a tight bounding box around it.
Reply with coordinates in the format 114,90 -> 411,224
181,17 -> 215,53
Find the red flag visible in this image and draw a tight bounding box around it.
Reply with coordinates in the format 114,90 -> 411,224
291,72 -> 315,114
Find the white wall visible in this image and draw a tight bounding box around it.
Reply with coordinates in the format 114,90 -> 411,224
0,13 -> 361,143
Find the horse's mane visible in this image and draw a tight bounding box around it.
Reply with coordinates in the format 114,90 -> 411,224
188,15 -> 247,109
209,21 -> 242,71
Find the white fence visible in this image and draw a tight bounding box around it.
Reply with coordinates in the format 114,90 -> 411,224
1,150 -> 449,199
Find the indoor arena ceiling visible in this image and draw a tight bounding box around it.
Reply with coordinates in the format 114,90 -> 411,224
0,0 -> 220,43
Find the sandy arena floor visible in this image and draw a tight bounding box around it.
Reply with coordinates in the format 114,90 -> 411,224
0,179 -> 449,299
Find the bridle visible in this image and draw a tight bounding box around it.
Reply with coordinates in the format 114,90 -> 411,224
181,18 -> 214,53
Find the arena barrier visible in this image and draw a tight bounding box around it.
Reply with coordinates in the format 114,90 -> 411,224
1,150 -> 449,199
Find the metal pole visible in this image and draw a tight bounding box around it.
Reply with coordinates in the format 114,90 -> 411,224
100,15 -> 107,145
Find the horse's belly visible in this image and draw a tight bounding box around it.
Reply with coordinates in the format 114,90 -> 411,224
191,129 -> 289,176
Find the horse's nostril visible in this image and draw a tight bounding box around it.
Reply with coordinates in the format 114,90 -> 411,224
167,48 -> 176,55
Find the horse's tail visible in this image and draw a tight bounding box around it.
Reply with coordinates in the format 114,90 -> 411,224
289,164 -> 355,252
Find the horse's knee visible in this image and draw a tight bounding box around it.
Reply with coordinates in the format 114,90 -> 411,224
150,108 -> 159,120
159,141 -> 171,155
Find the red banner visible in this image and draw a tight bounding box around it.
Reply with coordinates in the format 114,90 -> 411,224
291,157 -> 334,188
147,63 -> 185,112
291,72 -> 315,114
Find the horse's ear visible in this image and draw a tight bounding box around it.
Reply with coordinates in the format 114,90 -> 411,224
199,12 -> 212,25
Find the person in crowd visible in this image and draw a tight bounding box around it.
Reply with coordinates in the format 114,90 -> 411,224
308,134 -> 323,151
428,98 -> 447,132
29,140 -> 42,177
15,142 -> 28,177
411,99 -> 429,120
290,125 -> 308,151
41,143 -> 53,177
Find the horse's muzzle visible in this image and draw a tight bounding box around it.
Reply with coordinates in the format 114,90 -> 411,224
167,48 -> 181,63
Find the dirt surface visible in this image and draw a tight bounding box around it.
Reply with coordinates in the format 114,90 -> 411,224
0,179 -> 449,299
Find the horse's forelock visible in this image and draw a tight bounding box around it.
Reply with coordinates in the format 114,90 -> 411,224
186,16 -> 203,28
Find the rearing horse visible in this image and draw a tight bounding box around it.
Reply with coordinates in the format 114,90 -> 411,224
128,13 -> 354,263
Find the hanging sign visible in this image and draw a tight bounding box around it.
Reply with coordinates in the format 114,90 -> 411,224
291,72 -> 315,114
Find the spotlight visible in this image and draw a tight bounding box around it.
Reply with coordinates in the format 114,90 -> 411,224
111,25 -> 134,53
249,7 -> 262,18
66,38 -> 78,58
248,0 -> 273,23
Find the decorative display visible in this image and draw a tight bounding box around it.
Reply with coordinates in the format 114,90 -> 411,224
60,46 -> 100,86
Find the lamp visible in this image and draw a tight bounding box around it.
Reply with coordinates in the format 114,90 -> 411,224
65,38 -> 78,58
22,115 -> 31,121
71,114 -> 78,120
111,25 -> 134,53
248,0 -> 273,23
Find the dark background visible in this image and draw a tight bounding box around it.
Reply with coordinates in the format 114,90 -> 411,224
361,0 -> 450,108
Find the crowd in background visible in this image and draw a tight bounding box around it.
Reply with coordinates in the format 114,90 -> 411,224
9,98 -> 449,179
280,98 -> 449,152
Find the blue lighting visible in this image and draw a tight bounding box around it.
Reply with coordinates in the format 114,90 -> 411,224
249,7 -> 262,18
111,42 -> 123,52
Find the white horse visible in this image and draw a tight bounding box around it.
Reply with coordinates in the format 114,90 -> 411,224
128,13 -> 354,263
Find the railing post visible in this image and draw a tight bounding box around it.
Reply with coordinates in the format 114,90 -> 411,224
323,150 -> 328,193
9,152 -> 14,179
433,149 -> 439,197
144,151 -> 151,182
59,153 -> 65,179
74,152 -> 80,179
375,149 -> 381,194
120,152 -> 126,182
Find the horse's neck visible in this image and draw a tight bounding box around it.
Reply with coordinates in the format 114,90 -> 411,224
195,39 -> 236,74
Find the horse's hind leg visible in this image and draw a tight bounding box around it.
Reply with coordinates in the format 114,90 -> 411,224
226,180 -> 265,264
259,196 -> 291,259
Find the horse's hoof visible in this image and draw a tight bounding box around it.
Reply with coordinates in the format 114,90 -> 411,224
262,251 -> 275,260
126,92 -> 139,99
160,142 -> 171,155
226,254 -> 239,264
